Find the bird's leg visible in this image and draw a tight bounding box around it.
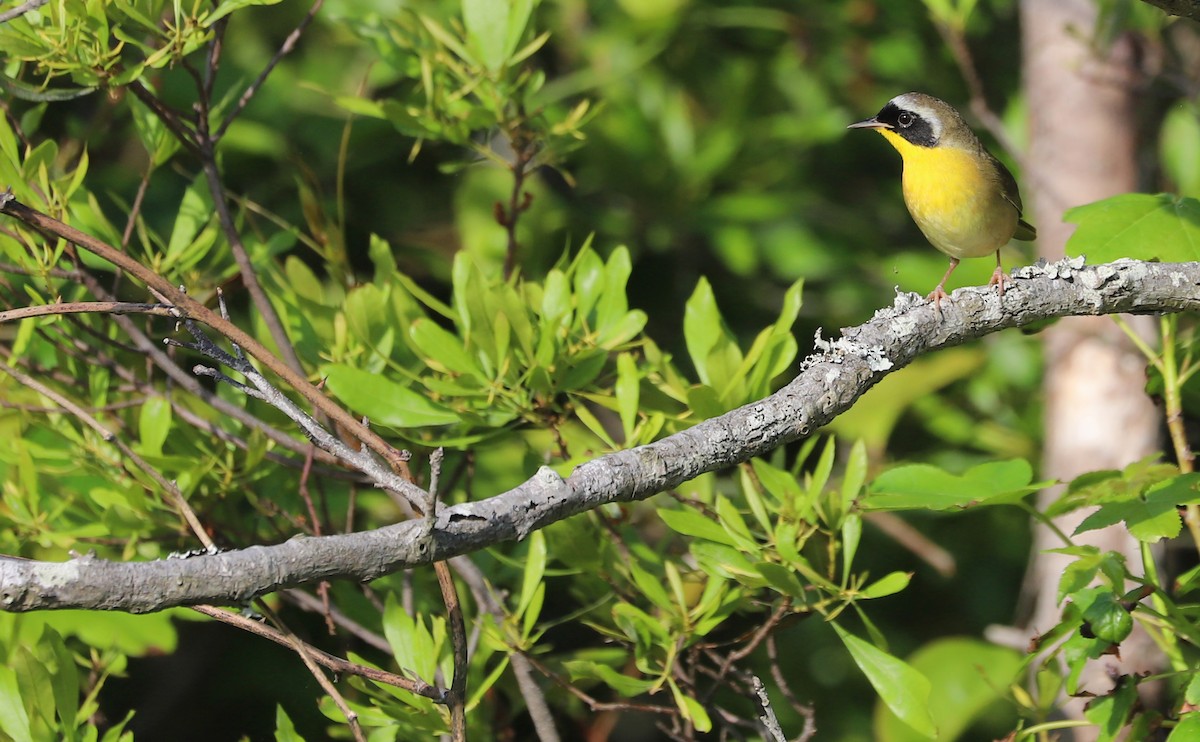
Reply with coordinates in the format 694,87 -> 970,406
987,250 -> 1011,296
926,257 -> 960,310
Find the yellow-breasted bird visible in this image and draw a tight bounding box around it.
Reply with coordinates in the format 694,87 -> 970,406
848,92 -> 1036,306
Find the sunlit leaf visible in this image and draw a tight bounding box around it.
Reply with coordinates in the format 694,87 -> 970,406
324,364 -> 460,427
1064,193 -> 1200,263
833,624 -> 936,739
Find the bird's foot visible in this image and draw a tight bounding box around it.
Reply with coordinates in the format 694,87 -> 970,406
988,265 -> 1012,296
925,284 -> 949,317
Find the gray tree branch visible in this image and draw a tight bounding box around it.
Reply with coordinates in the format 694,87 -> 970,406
2,258 -> 1198,613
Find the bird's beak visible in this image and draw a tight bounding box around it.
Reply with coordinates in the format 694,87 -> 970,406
847,117 -> 890,130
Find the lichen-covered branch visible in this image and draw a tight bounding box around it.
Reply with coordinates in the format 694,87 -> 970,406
2,258 -> 1197,613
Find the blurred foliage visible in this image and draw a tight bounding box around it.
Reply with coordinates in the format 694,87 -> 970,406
0,0 -> 1197,740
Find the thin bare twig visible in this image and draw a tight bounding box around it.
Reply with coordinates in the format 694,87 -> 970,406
169,312 -> 428,508
435,562 -> 468,741
522,652 -> 675,717
701,599 -> 792,703
0,0 -> 48,25
191,604 -> 442,698
750,675 -> 787,742
0,261 -> 81,280
498,127 -> 536,279
258,601 -> 366,742
767,635 -> 816,742
0,301 -> 174,324
451,555 -> 562,742
126,81 -> 200,158
121,164 -> 155,249
282,588 -> 391,653
426,449 -> 468,741
185,0 -> 319,381
194,139 -> 308,380
214,0 -> 326,141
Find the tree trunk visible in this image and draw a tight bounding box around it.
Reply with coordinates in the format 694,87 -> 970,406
1020,0 -> 1161,737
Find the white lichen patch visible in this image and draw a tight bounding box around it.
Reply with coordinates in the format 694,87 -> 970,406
1015,255 -> 1087,281
810,329 -> 893,371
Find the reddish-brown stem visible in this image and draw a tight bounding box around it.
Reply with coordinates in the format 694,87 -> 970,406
191,604 -> 444,699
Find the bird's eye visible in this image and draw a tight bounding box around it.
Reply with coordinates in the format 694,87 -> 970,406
897,112 -> 914,128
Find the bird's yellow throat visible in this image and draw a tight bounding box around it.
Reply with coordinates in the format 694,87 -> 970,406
875,128 -> 1015,259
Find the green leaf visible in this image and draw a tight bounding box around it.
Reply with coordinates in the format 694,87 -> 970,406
659,507 -> 739,547
833,624 -> 936,739
1075,474 -> 1200,542
1169,713 -> 1200,742
274,705 -> 303,742
137,395 -> 171,457
841,514 -> 861,578
670,680 -> 713,733
689,541 -> 762,586
615,351 -> 639,439
204,0 -> 283,27
1187,673 -> 1200,705
1083,676 -> 1138,742
866,459 -> 1039,511
841,439 -> 868,514
874,637 -> 1021,742
285,257 -> 325,304
409,319 -> 484,379
1049,458 -> 1178,518
517,531 -> 547,619
1161,104 -> 1200,197
572,401 -> 617,448
715,495 -> 759,553
324,364 -> 460,428
0,665 -> 32,742
596,247 -> 633,333
462,0 -> 531,72
572,248 -> 605,323
540,268 -> 570,323
39,610 -> 179,656
1057,549 -> 1126,603
683,277 -> 741,389
563,660 -> 656,697
752,458 -> 800,506
1063,193 -> 1200,263
612,602 -> 666,651
383,593 -> 439,683
1074,589 -> 1133,645
628,561 -> 674,614
685,384 -> 725,420
755,562 -> 807,599
43,627 -> 79,734
859,571 -> 911,599
165,175 -> 214,264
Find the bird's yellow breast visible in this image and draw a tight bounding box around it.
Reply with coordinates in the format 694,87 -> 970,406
878,129 -> 1018,259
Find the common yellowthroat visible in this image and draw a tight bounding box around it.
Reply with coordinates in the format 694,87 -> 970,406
848,92 -> 1036,306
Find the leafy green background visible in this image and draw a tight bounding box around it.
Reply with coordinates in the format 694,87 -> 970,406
0,0 -> 1198,740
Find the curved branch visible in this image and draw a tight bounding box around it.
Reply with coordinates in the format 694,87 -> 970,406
1,258 -> 1198,613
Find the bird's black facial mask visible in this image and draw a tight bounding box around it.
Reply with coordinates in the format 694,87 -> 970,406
873,102 -> 938,148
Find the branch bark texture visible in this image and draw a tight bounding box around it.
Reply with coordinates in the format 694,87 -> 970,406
2,258 -> 1198,613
